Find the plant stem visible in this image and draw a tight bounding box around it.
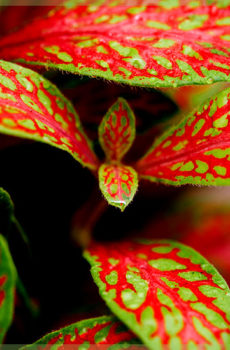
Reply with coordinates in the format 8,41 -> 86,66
16,276 -> 39,319
71,188 -> 107,248
12,216 -> 31,255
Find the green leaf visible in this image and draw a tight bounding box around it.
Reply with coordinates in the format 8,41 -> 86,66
84,239 -> 230,349
23,315 -> 141,349
0,234 -> 16,343
99,98 -> 135,162
99,163 -> 138,211
136,86 -> 230,185
0,60 -> 99,170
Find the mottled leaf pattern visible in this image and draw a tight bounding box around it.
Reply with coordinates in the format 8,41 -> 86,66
99,98 -> 135,162
0,60 -> 99,170
84,239 -> 230,349
1,3 -> 230,87
24,315 -> 141,349
0,234 -> 16,343
99,164 -> 138,211
136,87 -> 230,185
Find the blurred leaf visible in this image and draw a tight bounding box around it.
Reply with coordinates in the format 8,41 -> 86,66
23,315 -> 141,349
0,234 -> 16,343
0,188 -> 14,231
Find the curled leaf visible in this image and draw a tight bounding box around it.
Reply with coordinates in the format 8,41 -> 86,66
85,239 -> 230,349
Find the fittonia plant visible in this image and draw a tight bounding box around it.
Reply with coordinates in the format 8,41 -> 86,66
1,0 -> 230,348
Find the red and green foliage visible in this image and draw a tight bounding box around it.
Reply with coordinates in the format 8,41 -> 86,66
1,0 -> 230,348
85,239 -> 230,349
99,164 -> 138,211
0,234 -> 16,343
0,60 -> 98,170
25,315 -> 140,349
136,87 -> 230,185
98,99 -> 138,210
98,98 -> 135,162
1,2 -> 230,88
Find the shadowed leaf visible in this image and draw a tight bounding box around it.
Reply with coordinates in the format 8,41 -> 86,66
84,239 -> 230,349
1,2 -> 230,87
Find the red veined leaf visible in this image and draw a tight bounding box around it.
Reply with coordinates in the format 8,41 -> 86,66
136,86 -> 230,185
1,3 -> 230,87
84,239 -> 230,349
0,60 -> 99,170
99,98 -> 135,162
99,164 -> 138,211
0,234 -> 16,343
24,315 -> 141,349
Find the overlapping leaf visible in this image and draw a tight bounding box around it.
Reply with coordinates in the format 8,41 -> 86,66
0,234 -> 16,343
99,164 -> 138,211
1,2 -> 230,87
136,86 -> 230,185
99,98 -> 135,162
84,239 -> 230,349
24,315 -> 141,349
0,60 -> 99,170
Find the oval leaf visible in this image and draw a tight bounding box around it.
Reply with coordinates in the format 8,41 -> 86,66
99,98 -> 135,162
1,3 -> 230,87
23,315 -> 141,349
136,86 -> 230,185
0,234 -> 16,343
0,60 -> 99,170
84,239 -> 230,349
99,164 -> 138,211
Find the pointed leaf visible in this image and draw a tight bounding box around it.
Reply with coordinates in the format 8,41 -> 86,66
24,315 -> 141,349
1,3 -> 230,87
0,60 -> 99,170
0,234 -> 16,343
136,86 -> 230,185
99,98 -> 135,162
84,239 -> 230,349
99,164 -> 138,211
